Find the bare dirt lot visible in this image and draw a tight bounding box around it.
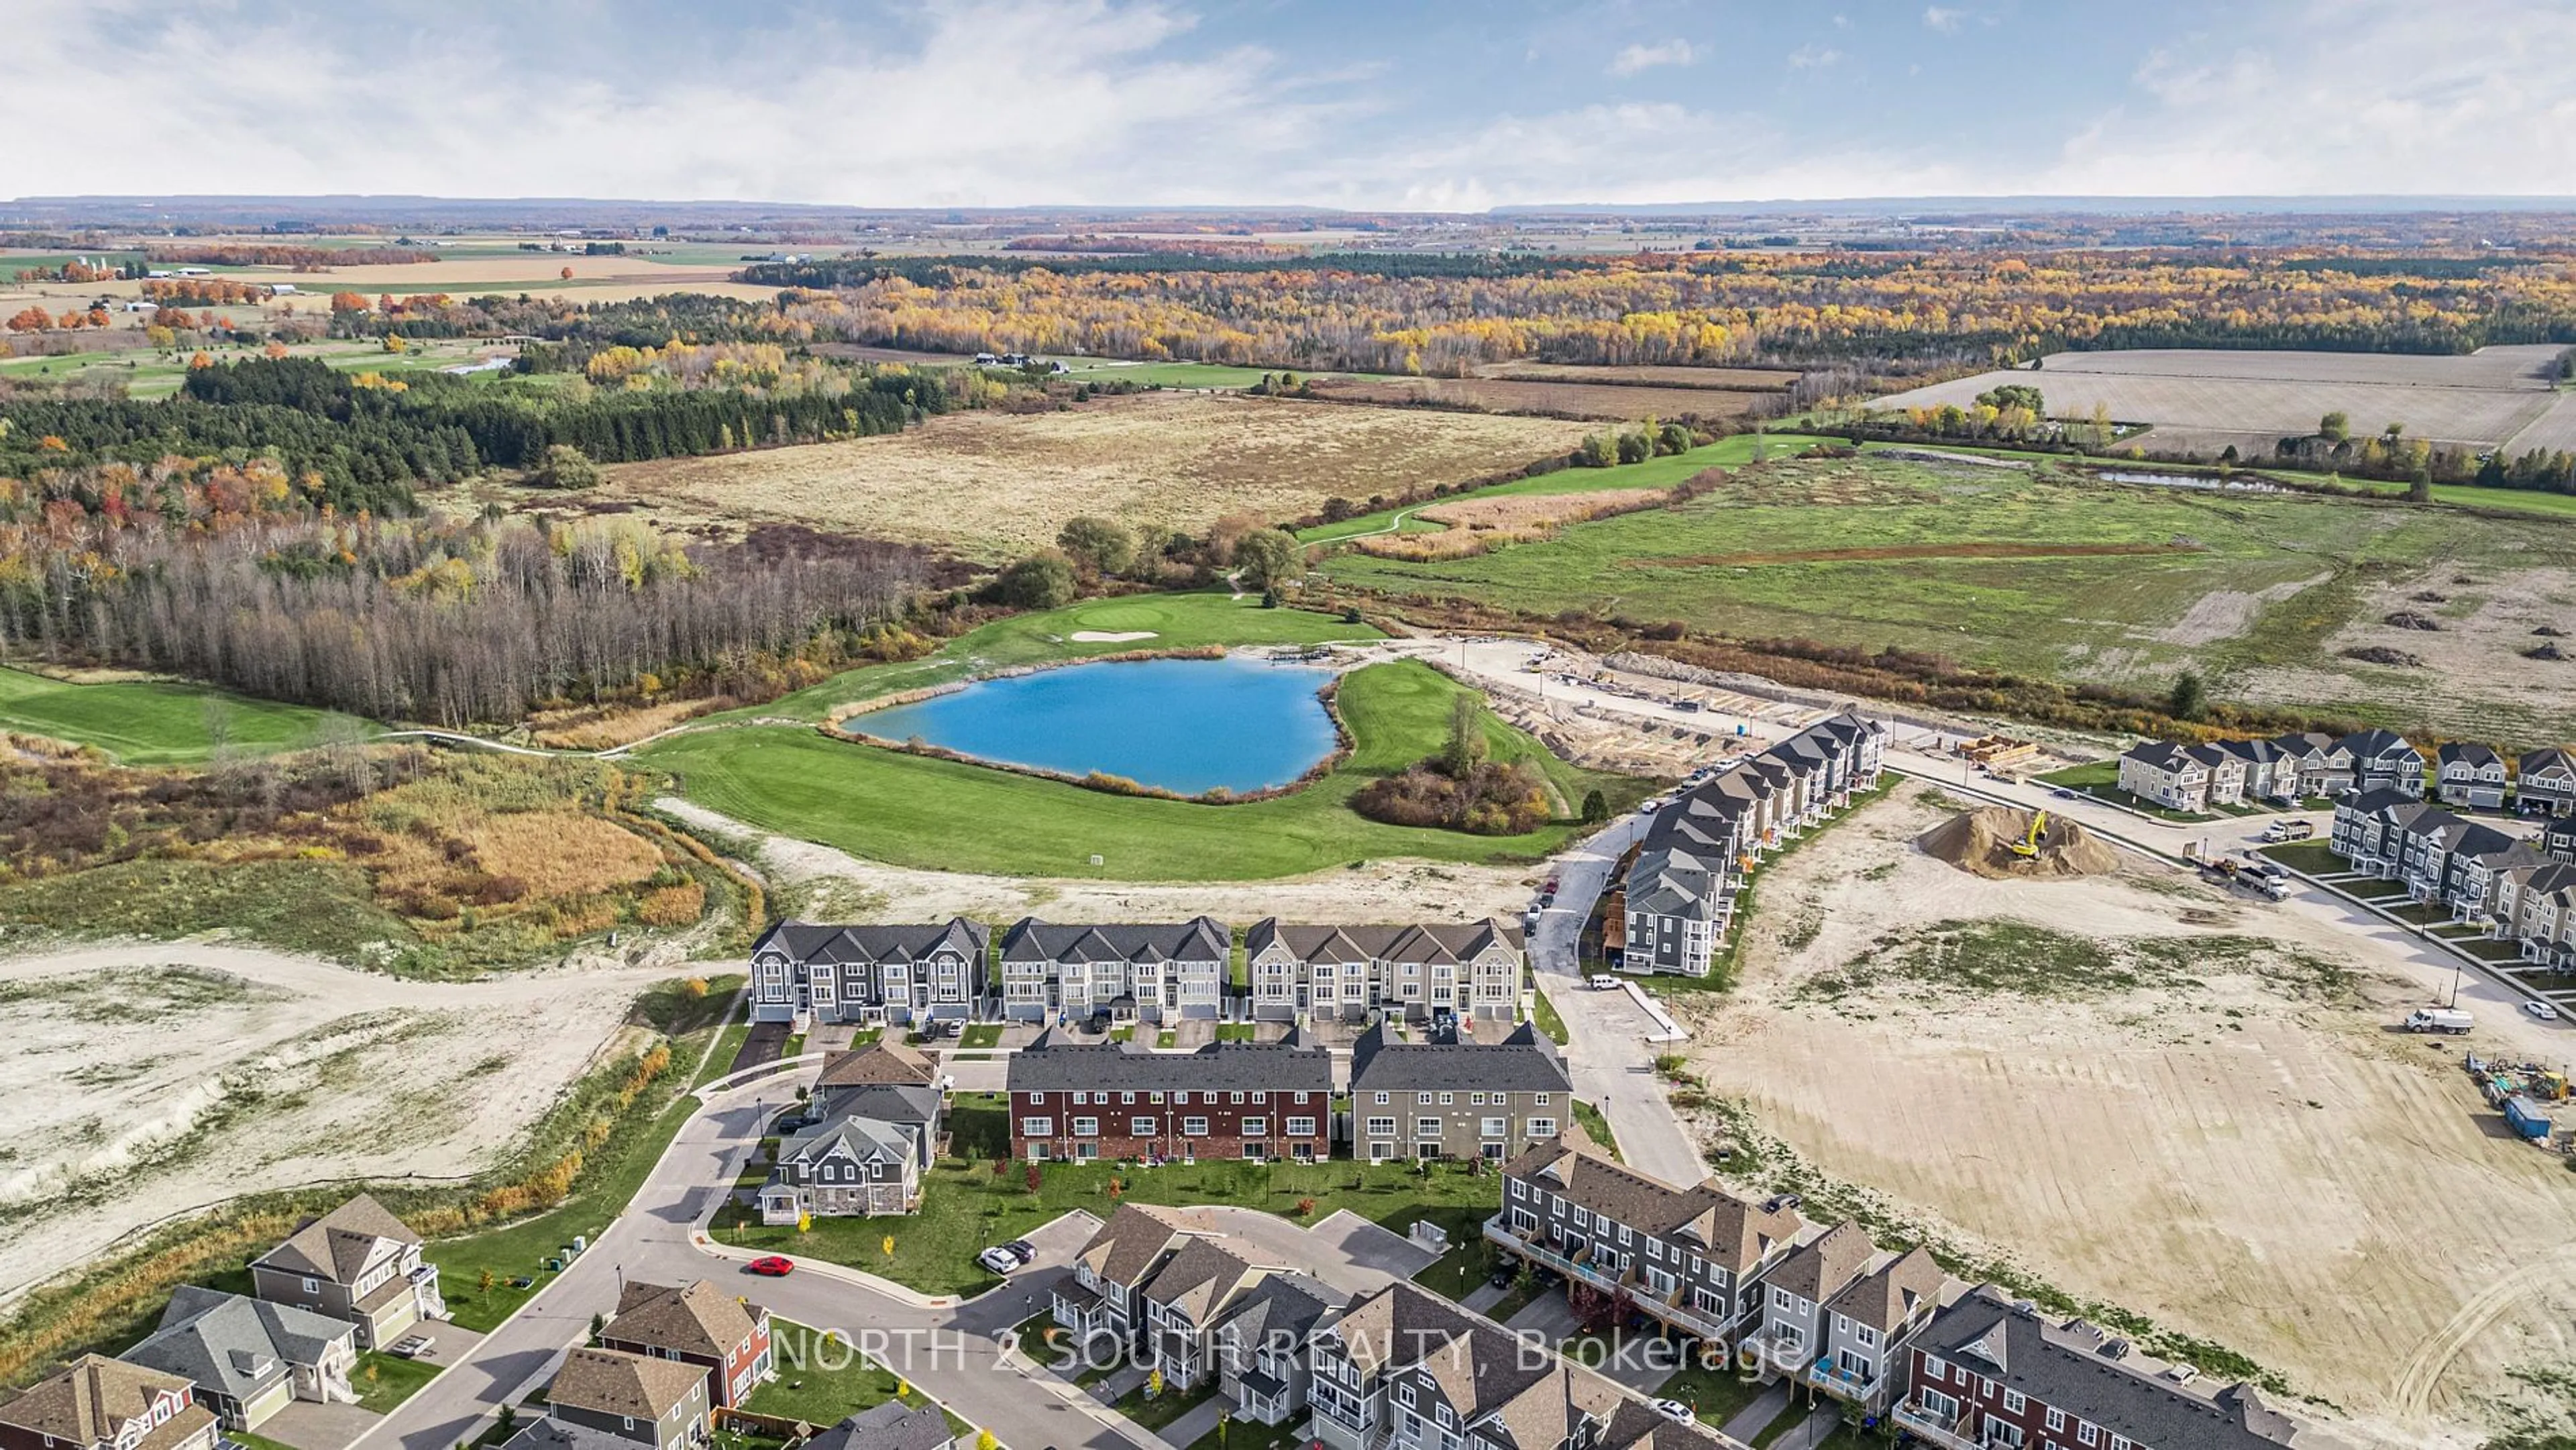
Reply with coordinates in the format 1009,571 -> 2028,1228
1870,345 -> 2569,454
1306,376 -> 1765,422
2239,563 -> 2576,742
0,943 -> 671,1303
1673,781 -> 2576,1447
590,393 -> 1591,560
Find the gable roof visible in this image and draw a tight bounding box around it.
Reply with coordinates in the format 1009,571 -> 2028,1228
779,1116 -> 920,1168
1007,1028 -> 1330,1094
2521,745 -> 2576,778
0,1356 -> 212,1450
1501,1135 -> 1795,1274
806,1403 -> 953,1450
812,1082 -> 942,1129
253,1193 -> 421,1284
1242,919 -> 1523,965
2335,728 -> 2418,764
749,919 -> 989,967
814,1039 -> 936,1089
1918,1288 -> 2338,1450
605,1281 -> 765,1360
547,1347 -> 706,1421
1764,1221 -> 1876,1304
2438,741 -> 2503,770
121,1287 -> 354,1406
1823,1245 -> 1949,1335
1349,1019 -> 1570,1095
1208,1271 -> 1346,1351
1000,917 -> 1230,964
1074,1203 -> 1195,1288
2121,740 -> 2198,772
1138,1236 -> 1265,1323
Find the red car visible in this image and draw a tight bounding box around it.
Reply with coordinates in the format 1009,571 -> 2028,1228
746,1255 -> 794,1277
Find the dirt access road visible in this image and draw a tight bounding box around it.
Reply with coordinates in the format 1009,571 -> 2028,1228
0,942 -> 671,1304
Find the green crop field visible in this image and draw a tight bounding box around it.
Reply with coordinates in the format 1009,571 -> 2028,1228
1298,432 -> 1838,543
646,656 -> 1645,880
0,668 -> 360,764
1317,452 -> 2576,737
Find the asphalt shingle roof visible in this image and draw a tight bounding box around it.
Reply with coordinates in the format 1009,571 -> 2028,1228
1007,1028 -> 1331,1094
1349,1020 -> 1570,1095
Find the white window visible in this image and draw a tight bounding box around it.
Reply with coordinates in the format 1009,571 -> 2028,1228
2003,1390 -> 2026,1414
2045,1409 -> 2067,1433
1020,1118 -> 1053,1137
1072,1117 -> 1099,1137
1917,1390 -> 1958,1423
1183,1117 -> 1210,1136
1439,1092 -> 1454,1105
1132,1117 -> 1158,1137
1527,1117 -> 1555,1137
1373,1091 -> 1390,1104
2078,1425 -> 2098,1447
1481,1117 -> 1507,1138
1418,1092 -> 1434,1105
1243,1118 -> 1268,1137
1532,1093 -> 1551,1106
1366,1117 -> 1395,1137
1416,1117 -> 1442,1137
1286,1117 -> 1316,1136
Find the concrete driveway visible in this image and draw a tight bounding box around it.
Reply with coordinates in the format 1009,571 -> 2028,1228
258,1400 -> 383,1450
1148,1205 -> 1436,1296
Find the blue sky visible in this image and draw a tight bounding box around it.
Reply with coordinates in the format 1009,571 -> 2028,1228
10,0 -> 2576,208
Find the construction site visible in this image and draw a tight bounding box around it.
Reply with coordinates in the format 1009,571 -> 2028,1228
1915,804 -> 2123,879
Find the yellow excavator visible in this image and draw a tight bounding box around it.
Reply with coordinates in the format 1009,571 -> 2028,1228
2007,810 -> 2049,858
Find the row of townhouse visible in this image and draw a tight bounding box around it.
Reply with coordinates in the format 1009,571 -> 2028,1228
2121,730 -> 2576,816
1004,1019 -> 1576,1165
1480,1133 -> 2341,1450
1050,1206 -> 1741,1450
2330,789 -> 2554,925
751,915 -> 1529,1027
1621,711 -> 1888,975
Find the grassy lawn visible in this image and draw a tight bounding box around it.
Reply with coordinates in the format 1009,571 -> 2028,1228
0,666 -> 364,764
1186,1416 -> 1305,1450
1568,1100 -> 1622,1161
351,1351 -> 441,1413
1529,988 -> 1569,1045
429,980 -> 741,1331
1114,1378 -> 1218,1431
959,1024 -> 1003,1048
714,1099 -> 1501,1297
1298,433 -> 1839,543
748,1321 -> 962,1432
2258,841 -> 2347,876
1654,1358 -> 1772,1428
648,655 -> 1646,881
227,1433 -> 306,1450
2037,759 -> 2119,789
1214,1023 -> 1258,1042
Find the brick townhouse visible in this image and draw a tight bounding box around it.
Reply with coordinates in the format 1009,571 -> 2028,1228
1008,1026 -> 1332,1163
1892,1287 -> 2343,1450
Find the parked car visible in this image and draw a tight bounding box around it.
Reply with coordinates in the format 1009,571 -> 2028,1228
747,1256 -> 795,1277
976,1246 -> 1024,1274
1648,1400 -> 1694,1424
1588,974 -> 1619,991
1489,1261 -> 1519,1290
2049,787 -> 2079,800
386,1334 -> 433,1359
2526,1000 -> 2561,1022
1003,1238 -> 1037,1263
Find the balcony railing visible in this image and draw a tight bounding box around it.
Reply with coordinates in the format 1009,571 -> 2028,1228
1482,1219 -> 1734,1341
1890,1402 -> 1979,1450
1802,1358 -> 1885,1404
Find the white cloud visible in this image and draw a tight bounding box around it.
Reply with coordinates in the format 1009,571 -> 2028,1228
1923,6 -> 1965,31
1787,44 -> 1843,70
1607,39 -> 1695,76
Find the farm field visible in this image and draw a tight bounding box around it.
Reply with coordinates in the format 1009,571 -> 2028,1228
1674,782 -> 2576,1447
1295,431 -> 1837,543
1303,375 -> 1768,421
0,667 -> 360,764
0,336 -> 510,399
1870,344 -> 2570,456
1315,452 -> 2576,741
1471,360 -> 1800,391
578,391 -> 1592,560
641,655 -> 1648,881
0,941 -> 670,1306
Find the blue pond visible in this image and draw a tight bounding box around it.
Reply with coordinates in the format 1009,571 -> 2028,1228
857,656 -> 1339,796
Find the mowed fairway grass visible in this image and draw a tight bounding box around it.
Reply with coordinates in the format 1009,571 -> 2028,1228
643,597 -> 1646,880
1317,452 -> 2576,690
0,667 -> 358,764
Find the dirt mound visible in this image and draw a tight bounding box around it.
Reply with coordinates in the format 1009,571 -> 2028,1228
1916,806 -> 2122,880
2343,645 -> 2424,667
2527,642 -> 2569,662
2383,610 -> 2443,631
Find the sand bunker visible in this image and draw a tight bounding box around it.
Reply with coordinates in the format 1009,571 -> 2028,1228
1069,630 -> 1159,642
1916,806 -> 2121,879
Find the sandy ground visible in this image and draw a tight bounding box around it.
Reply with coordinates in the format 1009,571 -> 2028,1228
656,796 -> 1536,923
0,943 -> 672,1302
2151,570 -> 2330,645
2240,564 -> 2576,739
587,393 -> 1591,560
1672,781 -> 2576,1447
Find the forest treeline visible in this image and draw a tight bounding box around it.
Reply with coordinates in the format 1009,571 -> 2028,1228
0,356 -> 953,515
734,249 -> 2576,374
0,456 -> 926,723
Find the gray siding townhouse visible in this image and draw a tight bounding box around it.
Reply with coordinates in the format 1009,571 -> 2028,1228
1623,712 -> 1886,974
1140,1237 -> 1270,1392
1242,919 -> 1527,1023
1745,1222 -> 1876,1382
119,1288 -> 356,1431
247,1195 -> 443,1351
2209,736 -> 2296,802
2437,742 -> 2510,810
1053,1204 -> 1195,1348
0,1357 -> 221,1450
747,919 -> 989,1027
1208,1273 -> 1346,1427
543,1348 -> 710,1450
2271,731 -> 2349,798
1894,1288 -> 2344,1450
2341,728 -> 2424,797
1489,1134 -> 1802,1349
999,917 -> 1230,1023
1813,1247 -> 1948,1412
2496,862 -> 2576,968
2521,747 -> 2576,817
2332,789 -> 2534,914
1305,1282 -> 1736,1450
1348,1021 -> 1572,1162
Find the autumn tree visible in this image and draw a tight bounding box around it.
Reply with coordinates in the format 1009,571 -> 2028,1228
329,291 -> 367,315
1056,516 -> 1135,577
531,443 -> 601,490
2318,411 -> 2349,442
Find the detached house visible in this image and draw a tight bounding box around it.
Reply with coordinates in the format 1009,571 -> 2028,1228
748,919 -> 990,1027
760,1117 -> 926,1220
118,1287 -> 358,1431
2341,728 -> 2424,797
1894,1287 -> 2343,1450
247,1194 -> 443,1351
2520,747 -> 2576,817
597,1281 -> 774,1408
1242,919 -> 1527,1023
540,1348 -> 711,1450
2208,736 -> 2296,802
0,1357 -> 221,1450
1348,1020 -> 1571,1162
2270,731 -> 2349,798
2436,742 -> 2510,810
2116,741 -> 2237,812
999,917 -> 1230,1023
1009,1027 -> 1333,1163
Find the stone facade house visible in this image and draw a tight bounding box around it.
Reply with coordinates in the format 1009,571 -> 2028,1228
761,1110 -> 930,1221
247,1194 -> 443,1351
